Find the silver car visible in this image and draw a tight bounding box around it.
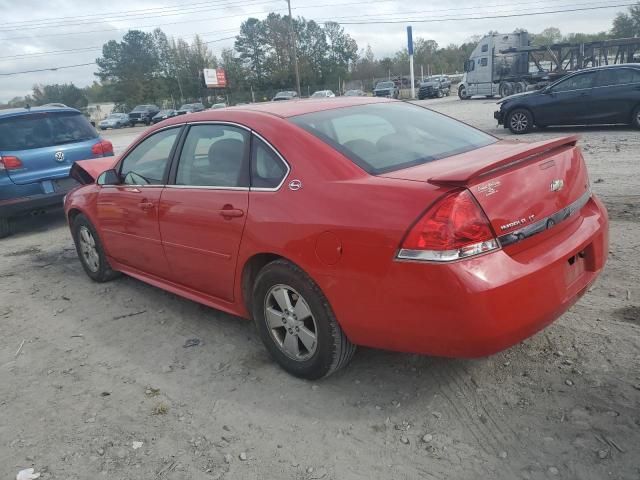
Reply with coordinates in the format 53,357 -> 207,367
99,113 -> 130,130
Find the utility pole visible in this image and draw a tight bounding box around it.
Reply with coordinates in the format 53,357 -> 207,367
286,0 -> 301,97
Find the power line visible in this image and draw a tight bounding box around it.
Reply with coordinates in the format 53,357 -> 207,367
334,2 -> 637,24
0,62 -> 96,77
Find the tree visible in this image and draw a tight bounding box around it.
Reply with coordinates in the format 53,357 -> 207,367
534,27 -> 563,45
235,18 -> 268,86
611,3 -> 640,37
32,83 -> 88,109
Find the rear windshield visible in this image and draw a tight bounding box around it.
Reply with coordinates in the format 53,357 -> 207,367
0,111 -> 97,151
289,103 -> 496,174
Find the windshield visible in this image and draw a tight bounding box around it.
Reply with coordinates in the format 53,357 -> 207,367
377,82 -> 394,89
289,103 -> 496,175
0,111 -> 98,151
275,92 -> 292,97
311,91 -> 326,97
107,114 -> 123,119
179,104 -> 193,110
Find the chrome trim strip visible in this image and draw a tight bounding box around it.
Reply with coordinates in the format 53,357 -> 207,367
165,185 -> 249,191
187,120 -> 251,131
498,189 -> 591,247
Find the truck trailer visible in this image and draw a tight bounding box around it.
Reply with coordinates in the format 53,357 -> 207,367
458,32 -> 640,99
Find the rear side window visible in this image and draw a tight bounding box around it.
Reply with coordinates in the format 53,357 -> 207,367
290,103 -> 496,174
175,124 -> 249,187
0,111 -> 97,151
597,68 -> 640,86
251,136 -> 288,189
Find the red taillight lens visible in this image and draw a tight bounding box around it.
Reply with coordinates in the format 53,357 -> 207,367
91,139 -> 114,156
398,189 -> 499,262
0,155 -> 23,170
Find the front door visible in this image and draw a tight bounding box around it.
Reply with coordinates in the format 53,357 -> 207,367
159,123 -> 251,302
536,71 -> 596,126
97,127 -> 181,278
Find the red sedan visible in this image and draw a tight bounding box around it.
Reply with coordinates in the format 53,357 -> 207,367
64,97 -> 608,379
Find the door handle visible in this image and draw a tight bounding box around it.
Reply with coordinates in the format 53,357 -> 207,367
219,205 -> 244,218
139,201 -> 155,211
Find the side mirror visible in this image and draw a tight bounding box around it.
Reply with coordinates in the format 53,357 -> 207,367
542,86 -> 552,94
97,169 -> 121,186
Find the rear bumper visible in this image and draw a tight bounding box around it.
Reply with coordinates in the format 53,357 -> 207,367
0,177 -> 79,218
329,195 -> 608,357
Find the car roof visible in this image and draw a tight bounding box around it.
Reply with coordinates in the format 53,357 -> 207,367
0,105 -> 81,119
213,96 -> 393,118
577,63 -> 640,72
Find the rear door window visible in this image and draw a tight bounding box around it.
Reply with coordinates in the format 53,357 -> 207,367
0,111 -> 97,151
251,136 -> 288,189
597,68 -> 640,86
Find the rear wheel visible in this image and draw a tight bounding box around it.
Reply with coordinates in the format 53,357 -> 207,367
72,214 -> 119,282
0,217 -> 10,239
252,259 -> 356,379
507,108 -> 534,134
632,105 -> 640,129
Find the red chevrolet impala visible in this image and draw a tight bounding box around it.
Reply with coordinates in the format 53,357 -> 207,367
64,97 -> 608,379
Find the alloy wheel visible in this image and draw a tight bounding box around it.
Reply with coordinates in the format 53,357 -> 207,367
78,226 -> 100,272
510,112 -> 529,133
264,284 -> 318,361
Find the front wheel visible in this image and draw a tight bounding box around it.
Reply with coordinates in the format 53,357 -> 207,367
507,108 -> 534,134
458,85 -> 469,100
437,90 -> 443,98
632,105 -> 640,129
72,214 -> 119,282
252,260 -> 356,379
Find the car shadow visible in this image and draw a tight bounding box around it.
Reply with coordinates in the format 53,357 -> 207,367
5,208 -> 67,239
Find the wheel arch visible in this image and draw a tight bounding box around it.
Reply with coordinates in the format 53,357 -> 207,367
241,252 -> 289,315
505,105 -> 536,124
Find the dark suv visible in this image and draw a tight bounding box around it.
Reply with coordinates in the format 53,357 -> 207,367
373,81 -> 399,99
495,64 -> 640,134
128,105 -> 160,126
418,75 -> 451,99
177,103 -> 206,115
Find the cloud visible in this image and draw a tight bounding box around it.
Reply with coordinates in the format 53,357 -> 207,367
0,0 -> 626,101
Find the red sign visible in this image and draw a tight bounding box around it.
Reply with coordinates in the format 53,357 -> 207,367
203,68 -> 227,88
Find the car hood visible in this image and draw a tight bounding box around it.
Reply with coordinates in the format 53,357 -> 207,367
497,90 -> 539,104
70,156 -> 120,184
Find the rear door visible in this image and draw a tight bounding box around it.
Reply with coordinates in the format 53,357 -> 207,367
587,67 -> 640,124
97,126 -> 181,278
0,110 -> 104,185
535,71 -> 596,125
158,123 -> 250,302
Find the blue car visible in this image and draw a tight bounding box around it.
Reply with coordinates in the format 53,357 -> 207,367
0,106 -> 114,238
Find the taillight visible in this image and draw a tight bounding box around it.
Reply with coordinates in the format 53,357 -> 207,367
91,139 -> 114,156
0,156 -> 23,170
397,189 -> 500,262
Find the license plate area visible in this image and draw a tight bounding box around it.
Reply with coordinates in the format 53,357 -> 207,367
53,177 -> 80,193
565,249 -> 587,287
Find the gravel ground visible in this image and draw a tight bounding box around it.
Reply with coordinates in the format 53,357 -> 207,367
1,98 -> 638,480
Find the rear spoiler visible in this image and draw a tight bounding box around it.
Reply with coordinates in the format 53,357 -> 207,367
428,135 -> 579,186
70,156 -> 119,185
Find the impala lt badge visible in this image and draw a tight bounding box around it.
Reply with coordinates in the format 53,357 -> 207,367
550,179 -> 564,192
477,180 -> 501,196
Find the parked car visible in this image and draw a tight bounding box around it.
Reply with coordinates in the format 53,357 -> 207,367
211,103 -> 227,109
65,98 -> 607,379
128,105 -> 160,126
177,103 -> 206,115
272,91 -> 298,101
418,75 -> 451,99
0,106 -> 114,238
373,81 -> 399,99
311,90 -> 336,98
99,113 -> 130,130
344,89 -> 366,96
152,109 -> 177,124
495,64 -> 640,134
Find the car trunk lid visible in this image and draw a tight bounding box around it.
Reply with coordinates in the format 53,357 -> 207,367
381,136 -> 591,241
70,156 -> 120,184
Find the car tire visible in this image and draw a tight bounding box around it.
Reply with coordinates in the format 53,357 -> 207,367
252,259 -> 356,379
0,217 -> 10,239
458,85 -> 469,100
507,108 -> 534,134
72,214 -> 119,282
437,90 -> 443,98
632,105 -> 640,129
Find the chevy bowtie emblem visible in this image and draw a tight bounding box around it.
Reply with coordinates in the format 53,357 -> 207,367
550,179 -> 564,192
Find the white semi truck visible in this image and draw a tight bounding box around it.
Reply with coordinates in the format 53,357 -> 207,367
457,32 -> 640,99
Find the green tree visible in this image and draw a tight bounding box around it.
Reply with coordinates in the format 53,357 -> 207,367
611,3 -> 640,37
534,27 -> 563,45
32,83 -> 88,109
235,18 -> 268,86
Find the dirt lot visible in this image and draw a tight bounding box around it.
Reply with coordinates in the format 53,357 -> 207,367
1,98 -> 638,480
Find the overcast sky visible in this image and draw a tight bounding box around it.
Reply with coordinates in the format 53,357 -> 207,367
0,0 -> 630,101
